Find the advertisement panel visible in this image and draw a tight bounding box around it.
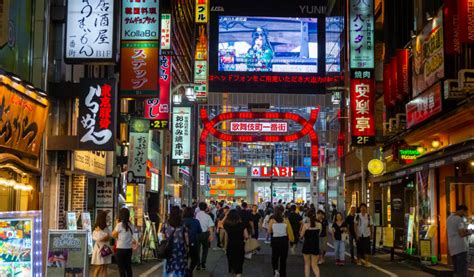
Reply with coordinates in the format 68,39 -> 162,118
412,9 -> 444,97
350,77 -> 375,146
46,230 -> 88,277
0,211 -> 42,276
74,151 -> 107,176
128,132 -> 148,184
0,75 -> 48,157
406,82 -> 442,129
458,0 -> 474,44
78,79 -> 116,150
444,0 -> 461,54
172,107 -> 192,165
65,0 -> 115,62
396,49 -> 410,98
120,41 -> 159,97
160,13 -> 172,50
349,0 -> 374,69
122,0 -> 159,40
196,0 -> 209,23
145,56 -> 171,129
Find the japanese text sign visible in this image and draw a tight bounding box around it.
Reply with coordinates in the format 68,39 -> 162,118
349,0 -> 374,69
194,80 -> 208,102
195,0 -> 209,23
406,82 -> 442,128
65,0 -> 114,61
350,78 -> 375,146
412,9 -> 444,97
172,107 -> 192,165
230,122 -> 288,133
458,0 -> 474,44
128,132 -> 148,181
396,49 -> 409,98
122,0 -> 159,41
0,75 -> 48,157
145,55 -> 171,128
96,178 -> 114,207
194,60 -> 208,81
160,13 -> 172,50
120,42 -> 159,97
78,79 -> 116,150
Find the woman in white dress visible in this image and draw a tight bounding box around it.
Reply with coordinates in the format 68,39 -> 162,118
91,210 -> 112,277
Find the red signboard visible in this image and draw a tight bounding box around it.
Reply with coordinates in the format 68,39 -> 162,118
145,56 -> 171,129
396,49 -> 410,98
383,63 -> 393,107
444,1 -> 461,54
406,82 -> 442,129
351,78 -> 375,146
251,167 -> 294,177
458,0 -> 474,44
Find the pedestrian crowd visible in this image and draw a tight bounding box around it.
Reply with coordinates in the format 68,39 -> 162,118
89,201 -> 375,277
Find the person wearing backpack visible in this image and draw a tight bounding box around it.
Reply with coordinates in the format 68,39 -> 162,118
354,203 -> 372,267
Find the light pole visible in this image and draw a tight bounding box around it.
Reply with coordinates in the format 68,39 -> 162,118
292,169 -> 298,203
270,148 -> 274,204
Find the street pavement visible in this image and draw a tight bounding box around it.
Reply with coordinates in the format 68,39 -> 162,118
91,240 -> 435,276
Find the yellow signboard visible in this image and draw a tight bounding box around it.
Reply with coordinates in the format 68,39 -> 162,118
195,0 -> 208,23
383,227 -> 394,247
368,159 -> 384,175
420,239 -> 431,258
126,184 -> 135,203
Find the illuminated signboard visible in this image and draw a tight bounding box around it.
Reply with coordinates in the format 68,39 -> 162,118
65,0 -> 115,62
251,167 -> 294,178
350,72 -> 375,146
406,82 -> 442,128
122,0 -> 159,41
399,149 -> 421,160
196,0 -> 209,23
230,122 -> 288,133
172,107 -> 192,165
349,0 -> 374,69
146,56 -> 172,129
160,13 -> 172,50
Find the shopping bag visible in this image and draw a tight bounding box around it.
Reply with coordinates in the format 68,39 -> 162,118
245,238 -> 261,253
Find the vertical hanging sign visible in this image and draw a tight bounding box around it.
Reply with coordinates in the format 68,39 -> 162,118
122,0 -> 159,41
458,0 -> 474,44
195,0 -> 209,23
146,56 -> 172,129
349,0 -> 374,69
383,63 -> 393,108
172,107 -> 192,165
444,0 -> 461,54
160,13 -> 172,50
350,71 -> 375,146
396,49 -> 410,99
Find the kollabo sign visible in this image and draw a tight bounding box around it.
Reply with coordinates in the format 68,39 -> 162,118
65,0 -> 114,62
251,167 -> 294,177
78,79 -> 116,150
122,0 -> 159,40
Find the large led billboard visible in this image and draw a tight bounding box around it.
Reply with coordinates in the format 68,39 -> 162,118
209,0 -> 343,94
218,16 -> 318,73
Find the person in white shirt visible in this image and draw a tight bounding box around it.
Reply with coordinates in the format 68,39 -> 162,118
91,211 -> 112,277
112,208 -> 135,277
354,203 -> 372,267
447,205 -> 471,277
195,202 -> 215,270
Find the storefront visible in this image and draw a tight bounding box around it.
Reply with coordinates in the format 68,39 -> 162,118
253,181 -> 310,203
205,167 -> 248,202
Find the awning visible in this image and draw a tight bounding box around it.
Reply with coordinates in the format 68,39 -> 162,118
373,139 -> 474,185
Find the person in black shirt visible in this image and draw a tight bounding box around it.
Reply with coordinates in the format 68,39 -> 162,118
345,206 -> 357,263
332,212 -> 348,266
239,202 -> 253,233
251,204 -> 261,239
317,210 -> 328,264
288,205 -> 302,254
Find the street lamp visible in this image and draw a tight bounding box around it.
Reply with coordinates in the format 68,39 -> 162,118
171,83 -> 196,105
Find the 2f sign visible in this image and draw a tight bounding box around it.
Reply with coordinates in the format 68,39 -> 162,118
352,136 -> 375,146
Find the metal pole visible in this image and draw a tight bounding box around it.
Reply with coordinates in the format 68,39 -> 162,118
270,148 -> 274,204
292,169 -> 297,203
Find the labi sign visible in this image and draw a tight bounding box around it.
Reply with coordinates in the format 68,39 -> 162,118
77,79 -> 117,150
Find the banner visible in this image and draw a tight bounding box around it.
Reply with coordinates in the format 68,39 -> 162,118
46,230 -> 88,277
65,0 -> 114,62
78,79 -> 116,150
444,0 -> 461,54
351,78 -> 375,146
128,132 -> 148,184
0,75 -> 48,157
412,9 -> 444,97
120,42 -> 159,97
396,49 -> 410,98
383,63 -> 393,107
145,56 -> 172,129
172,106 -> 192,165
349,0 -> 374,69
458,0 -> 474,44
122,0 -> 159,41
390,57 -> 400,103
406,82 -> 442,128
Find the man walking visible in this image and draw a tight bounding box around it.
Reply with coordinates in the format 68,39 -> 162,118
345,206 -> 357,263
354,203 -> 372,267
447,205 -> 471,277
196,202 -> 215,270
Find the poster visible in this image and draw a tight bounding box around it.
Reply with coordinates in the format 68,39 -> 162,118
67,212 -> 77,231
96,178 -> 114,207
0,218 -> 33,276
46,230 -> 88,277
81,213 -> 93,255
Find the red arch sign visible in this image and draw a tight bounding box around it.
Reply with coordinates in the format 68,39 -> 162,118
199,108 -> 320,166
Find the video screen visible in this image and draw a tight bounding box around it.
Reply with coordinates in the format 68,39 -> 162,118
218,16 -> 318,73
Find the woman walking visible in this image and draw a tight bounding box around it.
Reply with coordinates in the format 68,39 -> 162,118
183,206 -> 202,273
224,209 -> 249,277
112,208 -> 135,277
91,211 -> 112,277
332,212 -> 348,266
316,210 -> 329,264
300,209 -> 321,277
251,204 -> 261,239
162,206 -> 189,277
268,206 -> 289,277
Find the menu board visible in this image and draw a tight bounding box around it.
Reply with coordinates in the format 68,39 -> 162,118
0,218 -> 33,276
46,230 -> 88,277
